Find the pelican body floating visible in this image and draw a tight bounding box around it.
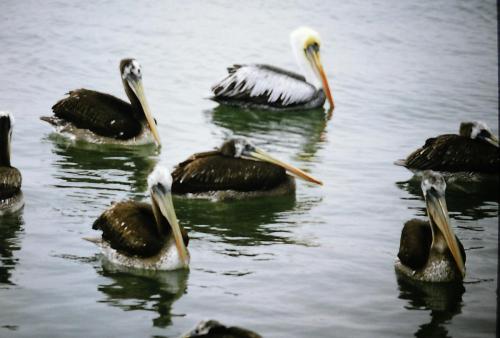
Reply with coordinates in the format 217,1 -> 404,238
41,59 -> 161,146
89,166 -> 189,271
395,171 -> 466,282
211,27 -> 334,111
397,121 -> 499,173
171,138 -> 322,199
0,112 -> 23,215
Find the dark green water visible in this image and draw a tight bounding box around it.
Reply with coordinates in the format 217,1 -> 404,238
0,0 -> 497,337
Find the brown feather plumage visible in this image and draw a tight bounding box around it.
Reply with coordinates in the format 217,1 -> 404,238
400,134 -> 499,173
171,152 -> 288,194
51,89 -> 142,139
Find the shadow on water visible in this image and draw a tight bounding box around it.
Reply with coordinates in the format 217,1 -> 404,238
207,105 -> 332,162
0,210 -> 24,287
45,134 -> 158,198
396,173 -> 499,220
396,271 -> 464,338
174,193 -> 318,248
95,260 -> 189,328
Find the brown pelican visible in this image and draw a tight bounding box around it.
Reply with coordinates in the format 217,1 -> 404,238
171,137 -> 322,199
41,59 -> 161,146
211,27 -> 334,110
0,112 -> 23,215
181,320 -> 262,338
395,171 -> 466,282
396,121 -> 499,173
87,166 -> 189,270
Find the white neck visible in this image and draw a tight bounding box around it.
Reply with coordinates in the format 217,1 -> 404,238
291,44 -> 321,89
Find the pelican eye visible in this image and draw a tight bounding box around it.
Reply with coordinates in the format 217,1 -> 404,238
155,183 -> 168,194
305,43 -> 320,53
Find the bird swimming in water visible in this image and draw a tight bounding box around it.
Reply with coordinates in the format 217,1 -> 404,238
396,121 -> 499,173
180,320 -> 262,338
0,112 -> 23,215
211,27 -> 334,110
171,137 -> 322,199
395,171 -> 466,283
41,58 -> 161,146
88,166 -> 189,270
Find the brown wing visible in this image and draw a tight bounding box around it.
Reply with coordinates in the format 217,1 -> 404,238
398,218 -> 466,270
92,201 -> 163,258
171,153 -> 288,194
401,134 -> 499,173
50,89 -> 142,139
0,166 -> 22,200
398,219 -> 432,270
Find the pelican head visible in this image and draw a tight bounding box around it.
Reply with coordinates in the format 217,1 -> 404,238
290,27 -> 334,109
147,166 -> 189,268
220,137 -> 323,185
120,58 -> 161,146
421,171 -> 465,279
181,320 -> 261,338
459,121 -> 498,147
0,111 -> 14,167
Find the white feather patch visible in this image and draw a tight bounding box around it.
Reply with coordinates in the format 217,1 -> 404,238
214,65 -> 316,106
148,165 -> 173,190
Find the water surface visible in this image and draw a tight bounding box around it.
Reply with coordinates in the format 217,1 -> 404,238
0,1 -> 497,337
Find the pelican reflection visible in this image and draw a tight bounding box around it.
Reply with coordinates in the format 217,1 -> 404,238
46,134 -> 158,198
95,260 -> 189,328
174,194 -> 318,248
396,272 -> 464,338
0,211 -> 24,287
208,105 -> 331,162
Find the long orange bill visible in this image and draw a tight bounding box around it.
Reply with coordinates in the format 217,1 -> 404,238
310,50 -> 334,109
249,148 -> 323,185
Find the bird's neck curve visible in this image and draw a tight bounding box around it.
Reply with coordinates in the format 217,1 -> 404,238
292,45 -> 321,89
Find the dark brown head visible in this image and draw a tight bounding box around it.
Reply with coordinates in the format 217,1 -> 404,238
459,121 -> 498,147
181,319 -> 262,338
219,137 -> 255,158
119,58 -> 161,146
0,112 -> 13,167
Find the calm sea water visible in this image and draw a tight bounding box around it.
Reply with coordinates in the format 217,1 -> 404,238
0,1 -> 497,337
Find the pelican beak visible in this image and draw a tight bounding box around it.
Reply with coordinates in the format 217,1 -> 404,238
306,46 -> 334,109
426,189 -> 465,279
151,185 -> 189,268
479,131 -> 499,148
127,77 -> 162,147
244,147 -> 323,185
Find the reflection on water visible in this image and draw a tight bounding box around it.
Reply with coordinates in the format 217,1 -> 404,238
396,272 -> 464,338
47,134 -> 158,198
0,211 -> 24,287
175,194 -> 317,248
96,260 -> 189,328
396,173 -> 499,220
208,105 -> 330,161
